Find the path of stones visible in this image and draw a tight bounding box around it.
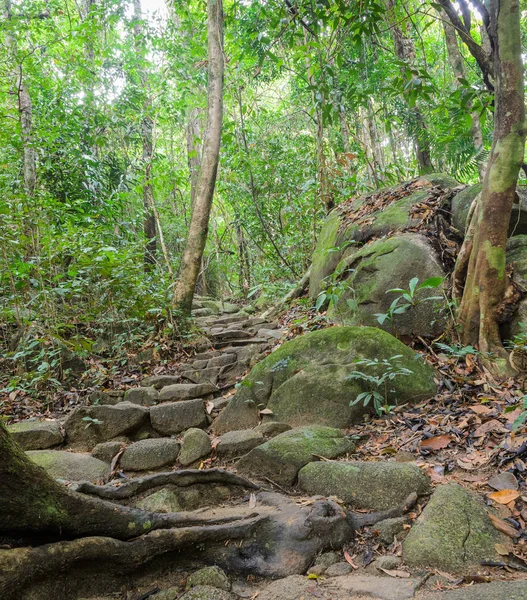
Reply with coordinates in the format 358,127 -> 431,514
8,304 -> 527,600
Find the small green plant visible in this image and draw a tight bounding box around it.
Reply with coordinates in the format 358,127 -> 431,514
434,342 -> 478,358
81,416 -> 104,429
375,276 -> 443,326
507,395 -> 527,432
345,355 -> 413,416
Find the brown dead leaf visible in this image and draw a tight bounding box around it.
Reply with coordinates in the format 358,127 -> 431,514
379,568 -> 411,578
488,513 -> 520,538
343,550 -> 359,569
473,419 -> 509,437
495,543 -> 511,556
205,400 -> 214,414
469,404 -> 493,415
420,435 -> 455,450
488,489 -> 520,505
259,408 -> 274,415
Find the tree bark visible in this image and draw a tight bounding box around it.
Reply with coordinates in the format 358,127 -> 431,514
173,0 -> 224,315
187,106 -> 203,209
134,0 -> 157,270
453,0 -> 526,368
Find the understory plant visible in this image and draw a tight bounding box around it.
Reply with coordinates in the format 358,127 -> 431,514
346,355 -> 413,416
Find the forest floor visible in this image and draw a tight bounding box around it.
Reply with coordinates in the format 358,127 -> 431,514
3,300 -> 527,599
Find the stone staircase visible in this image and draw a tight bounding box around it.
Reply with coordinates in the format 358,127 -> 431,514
7,304 -> 287,480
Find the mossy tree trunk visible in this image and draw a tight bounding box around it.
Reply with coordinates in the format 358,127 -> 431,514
453,0 -> 526,366
173,0 -> 224,315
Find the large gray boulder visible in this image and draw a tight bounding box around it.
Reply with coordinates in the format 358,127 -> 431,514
212,326 -> 436,434
403,483 -> 507,571
298,460 -> 431,510
216,429 -> 264,458
179,428 -> 211,466
150,400 -> 207,435
26,450 -> 110,482
236,426 -> 355,486
120,438 -> 180,471
327,233 -> 447,337
158,383 -> 218,402
7,419 -> 63,450
309,173 -> 459,299
63,402 -> 149,450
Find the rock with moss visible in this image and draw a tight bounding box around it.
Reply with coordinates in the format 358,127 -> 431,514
309,174 -> 459,299
298,461 -> 431,510
179,428 -> 211,466
120,438 -> 180,471
212,326 -> 436,433
187,566 -> 231,592
7,419 -> 63,450
328,233 -> 447,337
135,486 -> 182,513
503,235 -> 527,339
216,429 -> 264,458
419,581 -> 527,600
150,400 -> 208,435
236,426 -> 355,486
91,440 -> 123,463
26,450 -> 110,482
402,483 -> 507,571
452,185 -> 527,237
124,386 -> 159,406
178,586 -> 237,600
64,402 -> 149,450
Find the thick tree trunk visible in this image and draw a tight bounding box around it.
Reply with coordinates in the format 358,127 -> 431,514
134,0 -> 157,270
173,0 -> 224,314
441,13 -> 485,180
385,0 -> 434,173
453,0 -> 526,367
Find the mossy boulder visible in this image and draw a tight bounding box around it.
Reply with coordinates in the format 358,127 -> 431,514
178,587 -> 236,600
328,233 -> 447,337
298,461 -> 431,510
309,174 -> 459,299
120,438 -> 180,471
501,235 -> 527,339
236,425 -> 356,486
452,185 -> 527,237
179,428 -> 211,466
7,419 -> 63,450
135,487 -> 182,513
212,326 -> 436,434
403,483 -> 506,572
187,566 -> 231,592
26,450 -> 110,482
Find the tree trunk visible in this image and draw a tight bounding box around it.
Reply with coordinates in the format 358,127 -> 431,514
173,0 -> 224,315
453,0 -> 526,368
441,12 -> 485,180
187,106 -> 203,209
134,0 -> 157,270
385,0 -> 434,173
4,0 -> 36,199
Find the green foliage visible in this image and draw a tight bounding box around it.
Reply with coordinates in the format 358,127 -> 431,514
346,355 -> 413,416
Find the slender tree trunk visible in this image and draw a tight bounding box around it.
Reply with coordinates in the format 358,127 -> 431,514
453,0 -> 526,368
366,98 -> 385,177
187,107 -> 203,209
134,0 -> 157,270
339,108 -> 351,154
173,0 -> 224,314
441,13 -> 485,180
385,0 -> 434,173
4,0 -> 36,199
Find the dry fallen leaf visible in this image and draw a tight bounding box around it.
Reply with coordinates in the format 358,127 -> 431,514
488,513 -> 520,538
205,400 -> 215,414
488,489 -> 520,505
494,543 -> 511,556
473,420 -> 509,437
259,408 -> 274,415
343,550 -> 359,569
488,472 -> 519,491
420,435 -> 455,450
249,493 -> 257,509
379,568 -> 411,578
469,404 -> 493,415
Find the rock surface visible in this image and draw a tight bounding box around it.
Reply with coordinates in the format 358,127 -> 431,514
7,419 -> 63,450
179,428 -> 211,466
124,386 -> 159,406
150,400 -> 207,435
186,566 -> 231,591
419,581 -> 527,600
26,450 -> 109,481
120,438 -> 180,471
135,487 -> 182,513
158,383 -> 218,402
403,483 -> 506,571
63,402 -> 149,450
216,429 -> 264,458
91,440 -> 123,463
236,426 -> 355,485
298,461 -> 431,510
213,326 -> 436,433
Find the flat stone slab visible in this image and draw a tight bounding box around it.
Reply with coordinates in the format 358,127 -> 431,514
120,438 -> 180,471
124,387 -> 159,406
419,581 -> 527,600
64,402 -> 149,450
158,383 -> 218,402
258,574 -> 420,600
150,400 -> 208,435
298,460 -> 431,510
216,429 -> 264,458
26,450 -> 110,482
141,375 -> 181,389
7,419 -> 63,450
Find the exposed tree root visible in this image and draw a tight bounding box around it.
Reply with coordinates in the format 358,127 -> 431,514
0,515 -> 266,600
351,492 -> 418,527
72,468 -> 259,500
